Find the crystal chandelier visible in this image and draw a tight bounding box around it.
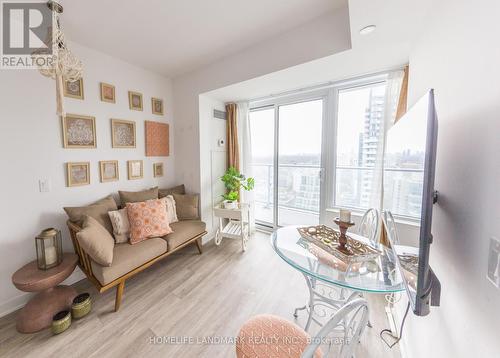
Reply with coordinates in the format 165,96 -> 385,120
34,1 -> 83,115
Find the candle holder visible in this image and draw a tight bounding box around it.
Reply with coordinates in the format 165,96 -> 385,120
334,218 -> 355,255
35,228 -> 63,270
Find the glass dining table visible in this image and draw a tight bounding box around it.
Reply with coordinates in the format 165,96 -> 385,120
271,226 -> 405,331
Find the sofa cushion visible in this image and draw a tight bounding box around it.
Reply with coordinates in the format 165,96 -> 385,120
126,199 -> 173,244
158,184 -> 185,198
161,196 -> 178,224
163,220 -> 206,251
119,187 -> 158,207
76,216 -> 115,267
172,194 -> 199,220
64,195 -> 118,233
91,237 -> 167,285
108,208 -> 130,244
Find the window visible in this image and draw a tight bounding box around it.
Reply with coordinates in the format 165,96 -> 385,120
334,83 -> 387,211
383,140 -> 425,218
248,70 -> 421,225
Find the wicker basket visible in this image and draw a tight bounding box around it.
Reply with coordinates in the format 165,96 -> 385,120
71,293 -> 92,319
52,310 -> 71,335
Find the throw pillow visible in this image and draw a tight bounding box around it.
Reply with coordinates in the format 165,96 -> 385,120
119,187 -> 159,207
126,199 -> 173,244
64,195 -> 118,233
172,194 -> 199,220
76,215 -> 114,266
158,184 -> 185,198
108,208 -> 130,244
160,195 -> 178,224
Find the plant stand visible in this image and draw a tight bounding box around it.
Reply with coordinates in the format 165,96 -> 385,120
213,203 -> 250,251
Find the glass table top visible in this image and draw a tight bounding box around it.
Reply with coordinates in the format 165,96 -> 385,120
271,226 -> 405,293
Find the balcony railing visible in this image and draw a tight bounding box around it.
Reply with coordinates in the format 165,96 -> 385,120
250,163 -> 424,223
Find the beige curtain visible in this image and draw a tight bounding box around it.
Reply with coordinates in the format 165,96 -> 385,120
379,65 -> 410,248
395,65 -> 409,122
226,103 -> 240,171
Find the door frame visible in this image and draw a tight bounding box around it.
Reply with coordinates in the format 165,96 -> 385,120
251,89 -> 329,229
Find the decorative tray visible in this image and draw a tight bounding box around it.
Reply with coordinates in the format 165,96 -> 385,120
398,254 -> 418,276
297,225 -> 381,264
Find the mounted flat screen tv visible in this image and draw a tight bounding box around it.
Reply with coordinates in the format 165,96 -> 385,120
383,89 -> 440,316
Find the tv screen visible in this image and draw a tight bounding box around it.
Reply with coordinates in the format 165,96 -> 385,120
383,89 -> 440,316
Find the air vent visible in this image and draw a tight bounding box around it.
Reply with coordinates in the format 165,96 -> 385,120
214,109 -> 226,120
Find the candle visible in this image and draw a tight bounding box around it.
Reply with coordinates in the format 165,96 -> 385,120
339,209 -> 351,223
44,246 -> 57,266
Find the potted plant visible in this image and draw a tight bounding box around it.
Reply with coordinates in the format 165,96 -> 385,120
221,167 -> 255,209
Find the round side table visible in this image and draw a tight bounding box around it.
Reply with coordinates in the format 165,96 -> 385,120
12,253 -> 78,333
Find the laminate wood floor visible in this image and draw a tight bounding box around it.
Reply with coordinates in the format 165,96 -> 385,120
0,233 -> 401,358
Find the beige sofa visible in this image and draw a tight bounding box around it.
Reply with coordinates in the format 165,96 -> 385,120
65,185 -> 207,311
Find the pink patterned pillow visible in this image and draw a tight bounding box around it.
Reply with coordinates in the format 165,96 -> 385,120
126,199 -> 173,244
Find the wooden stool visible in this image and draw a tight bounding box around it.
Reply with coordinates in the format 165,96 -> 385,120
12,253 -> 78,333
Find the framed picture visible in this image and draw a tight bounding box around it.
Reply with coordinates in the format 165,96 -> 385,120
151,97 -> 164,115
128,91 -> 143,111
62,114 -> 96,148
100,82 -> 115,103
63,78 -> 84,100
111,119 -> 136,148
128,160 -> 143,180
99,160 -> 119,182
153,163 -> 164,177
67,162 -> 90,187
145,120 -> 169,156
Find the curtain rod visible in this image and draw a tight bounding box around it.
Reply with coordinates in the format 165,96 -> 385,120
248,64 -> 407,104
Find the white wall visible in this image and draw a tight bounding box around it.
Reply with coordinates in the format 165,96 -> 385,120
198,95 -> 227,240
173,7 -> 351,195
398,0 -> 500,356
0,42 -> 174,316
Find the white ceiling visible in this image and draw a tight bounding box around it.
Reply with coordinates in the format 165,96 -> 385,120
61,0 -> 346,78
206,0 -> 432,102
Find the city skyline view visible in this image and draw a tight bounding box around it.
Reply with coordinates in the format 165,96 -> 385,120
249,84 -> 425,225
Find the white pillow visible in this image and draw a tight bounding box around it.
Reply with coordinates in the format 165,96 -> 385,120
108,208 -> 130,243
161,195 -> 178,224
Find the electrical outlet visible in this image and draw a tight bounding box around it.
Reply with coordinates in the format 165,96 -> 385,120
39,179 -> 51,193
487,236 -> 500,288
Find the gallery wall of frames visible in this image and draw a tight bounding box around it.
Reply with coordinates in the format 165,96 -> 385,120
62,77 -> 169,187
0,42 -> 175,316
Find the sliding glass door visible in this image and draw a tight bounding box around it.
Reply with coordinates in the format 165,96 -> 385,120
249,107 -> 275,225
277,100 -> 323,226
249,96 -> 325,228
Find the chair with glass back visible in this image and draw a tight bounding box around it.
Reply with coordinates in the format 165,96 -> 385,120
382,210 -> 400,245
358,208 -> 380,248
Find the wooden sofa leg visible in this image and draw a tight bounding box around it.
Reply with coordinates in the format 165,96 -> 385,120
195,238 -> 203,254
115,281 -> 125,312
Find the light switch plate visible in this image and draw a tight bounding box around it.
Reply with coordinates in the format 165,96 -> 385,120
39,179 -> 51,193
487,236 -> 500,289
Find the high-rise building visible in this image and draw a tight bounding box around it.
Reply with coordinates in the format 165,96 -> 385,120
359,90 -> 385,208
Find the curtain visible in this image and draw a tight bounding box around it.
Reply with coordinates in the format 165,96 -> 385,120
237,101 -> 255,232
395,65 -> 409,122
226,103 -> 240,170
368,70 -> 405,245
